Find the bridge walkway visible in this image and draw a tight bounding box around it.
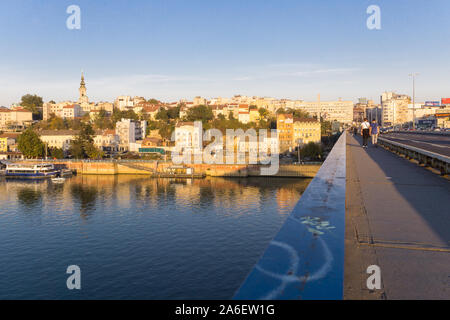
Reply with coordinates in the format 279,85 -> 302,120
344,133 -> 450,299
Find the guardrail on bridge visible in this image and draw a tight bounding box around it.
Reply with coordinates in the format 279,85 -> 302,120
378,136 -> 449,175
234,133 -> 346,300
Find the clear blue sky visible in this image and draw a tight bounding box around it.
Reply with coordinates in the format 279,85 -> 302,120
1,0 -> 449,106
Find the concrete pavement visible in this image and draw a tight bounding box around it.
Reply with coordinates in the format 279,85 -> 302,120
344,132 -> 450,299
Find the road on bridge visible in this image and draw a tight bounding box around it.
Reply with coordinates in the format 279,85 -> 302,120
381,132 -> 450,157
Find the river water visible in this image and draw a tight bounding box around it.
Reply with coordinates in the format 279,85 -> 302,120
0,175 -> 311,299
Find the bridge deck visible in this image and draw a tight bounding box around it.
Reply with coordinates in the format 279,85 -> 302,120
344,133 -> 450,299
382,132 -> 450,157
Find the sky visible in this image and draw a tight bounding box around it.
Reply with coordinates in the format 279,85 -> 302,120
0,0 -> 450,106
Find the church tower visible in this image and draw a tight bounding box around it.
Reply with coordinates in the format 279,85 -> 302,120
79,71 -> 89,104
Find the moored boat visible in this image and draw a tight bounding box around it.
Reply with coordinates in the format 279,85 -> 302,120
5,163 -> 59,179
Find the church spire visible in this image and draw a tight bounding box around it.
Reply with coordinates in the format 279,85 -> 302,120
80,71 -> 85,87
79,70 -> 88,104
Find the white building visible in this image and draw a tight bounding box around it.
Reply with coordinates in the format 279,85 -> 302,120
174,122 -> 202,154
115,118 -> 147,150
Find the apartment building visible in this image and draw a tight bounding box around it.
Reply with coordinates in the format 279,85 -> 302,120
39,130 -> 78,151
0,107 -> 33,129
94,129 -> 120,153
115,118 -> 147,150
296,99 -> 353,124
174,121 -> 202,154
238,111 -> 250,124
277,114 -> 294,153
43,102 -> 82,120
292,118 -> 321,145
381,92 -> 411,126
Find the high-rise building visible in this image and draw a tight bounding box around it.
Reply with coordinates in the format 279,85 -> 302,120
381,92 -> 411,126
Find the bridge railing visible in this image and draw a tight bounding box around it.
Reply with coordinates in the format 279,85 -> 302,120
234,133 -> 346,300
378,136 -> 449,175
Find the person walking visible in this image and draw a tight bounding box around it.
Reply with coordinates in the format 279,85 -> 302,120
361,118 -> 370,148
370,119 -> 379,147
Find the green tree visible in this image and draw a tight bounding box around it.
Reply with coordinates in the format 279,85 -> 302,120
18,129 -> 44,158
147,98 -> 160,105
258,107 -> 269,118
93,109 -> 113,130
167,106 -> 181,119
155,108 -> 169,121
69,123 -> 100,159
49,147 -> 64,159
186,105 -> 213,124
321,120 -> 332,136
292,109 -> 310,119
20,94 -> 43,114
158,122 -> 175,140
301,142 -> 323,160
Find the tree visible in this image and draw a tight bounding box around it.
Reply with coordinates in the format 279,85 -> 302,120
258,107 -> 269,118
49,147 -> 64,159
20,94 -> 43,114
167,106 -> 180,119
18,129 -> 44,158
321,120 -> 332,136
69,123 -> 100,159
301,142 -> 323,160
147,98 -> 160,105
158,122 -> 175,140
292,109 -> 310,119
186,105 -> 213,124
155,108 -> 169,121
93,109 -> 113,130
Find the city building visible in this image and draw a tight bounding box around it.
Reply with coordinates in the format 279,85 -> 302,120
94,129 -> 120,154
114,96 -> 134,111
174,121 -> 202,154
115,118 -> 147,151
292,118 -> 321,145
193,96 -> 207,106
249,107 -> 260,123
43,102 -> 82,120
238,111 -> 250,124
39,130 -> 78,151
0,107 -> 33,129
295,97 -> 353,124
381,92 -> 411,126
276,114 -> 294,153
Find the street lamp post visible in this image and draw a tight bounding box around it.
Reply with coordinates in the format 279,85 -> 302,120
409,73 -> 419,130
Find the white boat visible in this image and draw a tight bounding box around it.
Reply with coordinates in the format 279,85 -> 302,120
5,163 -> 58,179
51,177 -> 66,183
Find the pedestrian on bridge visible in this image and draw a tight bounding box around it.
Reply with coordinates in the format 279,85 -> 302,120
370,119 -> 379,147
361,118 -> 370,148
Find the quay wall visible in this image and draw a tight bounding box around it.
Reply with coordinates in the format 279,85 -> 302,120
12,160 -> 321,178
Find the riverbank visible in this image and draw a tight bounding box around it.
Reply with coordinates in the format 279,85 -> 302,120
6,160 -> 322,178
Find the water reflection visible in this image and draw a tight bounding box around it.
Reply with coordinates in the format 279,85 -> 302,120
70,183 -> 98,217
17,187 -> 43,208
0,174 -> 312,299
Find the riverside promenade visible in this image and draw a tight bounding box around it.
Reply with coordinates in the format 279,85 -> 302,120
344,132 -> 450,299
